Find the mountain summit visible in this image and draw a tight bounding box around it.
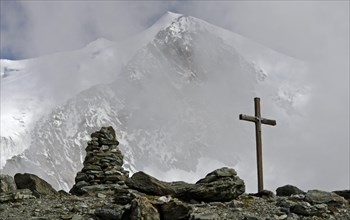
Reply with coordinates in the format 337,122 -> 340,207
1,13 -> 309,191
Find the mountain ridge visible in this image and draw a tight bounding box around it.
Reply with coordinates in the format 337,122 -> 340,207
1,12 -> 309,192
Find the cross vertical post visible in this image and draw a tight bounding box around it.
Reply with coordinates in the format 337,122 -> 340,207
239,97 -> 276,192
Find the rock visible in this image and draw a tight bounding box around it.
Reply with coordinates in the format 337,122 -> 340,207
58,190 -> 71,197
333,190 -> 350,201
14,173 -> 58,197
190,212 -> 221,220
130,197 -> 160,220
160,199 -> 191,220
179,167 -> 245,202
94,205 -> 123,220
126,171 -> 175,196
290,202 -> 317,216
169,181 -> 194,194
196,167 -> 237,184
0,175 -> 17,192
243,216 -> 259,220
80,184 -> 125,194
114,189 -> 139,205
0,189 -> 35,203
251,190 -> 275,198
305,190 -> 348,207
276,185 -> 305,196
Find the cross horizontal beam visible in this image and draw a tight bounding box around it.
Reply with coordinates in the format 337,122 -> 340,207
239,114 -> 276,126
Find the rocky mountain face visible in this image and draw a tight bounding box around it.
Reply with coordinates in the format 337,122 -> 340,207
0,127 -> 349,220
1,13 -> 309,192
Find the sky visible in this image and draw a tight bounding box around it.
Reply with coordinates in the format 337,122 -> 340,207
0,1 -> 349,192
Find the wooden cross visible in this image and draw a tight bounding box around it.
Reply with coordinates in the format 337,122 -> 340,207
239,97 -> 276,192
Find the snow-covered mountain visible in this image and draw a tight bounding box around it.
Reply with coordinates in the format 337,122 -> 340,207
0,11 -> 181,169
1,12 -> 309,191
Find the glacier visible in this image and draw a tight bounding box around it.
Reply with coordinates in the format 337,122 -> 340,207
0,12 -> 309,192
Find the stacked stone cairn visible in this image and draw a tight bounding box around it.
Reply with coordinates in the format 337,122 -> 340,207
70,126 -> 129,195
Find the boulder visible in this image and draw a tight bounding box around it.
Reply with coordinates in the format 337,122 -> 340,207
160,199 -> 191,220
276,185 -> 305,196
305,190 -> 348,207
130,197 -> 160,220
126,171 -> 175,196
333,190 -> 350,201
14,173 -> 58,197
179,167 -> 245,202
0,174 -> 16,192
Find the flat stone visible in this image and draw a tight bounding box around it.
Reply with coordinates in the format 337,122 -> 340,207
82,165 -> 102,172
75,173 -> 88,182
104,175 -> 127,182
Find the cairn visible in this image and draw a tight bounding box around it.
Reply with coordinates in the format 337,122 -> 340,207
70,126 -> 129,195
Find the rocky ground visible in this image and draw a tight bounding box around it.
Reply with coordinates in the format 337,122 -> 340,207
0,189 -> 349,220
1,127 -> 349,220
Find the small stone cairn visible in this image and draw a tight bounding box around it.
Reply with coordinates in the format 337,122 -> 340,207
70,126 -> 129,195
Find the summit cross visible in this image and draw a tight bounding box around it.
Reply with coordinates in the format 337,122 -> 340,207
239,97 -> 276,192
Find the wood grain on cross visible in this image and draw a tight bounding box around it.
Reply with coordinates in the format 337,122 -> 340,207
239,97 -> 276,192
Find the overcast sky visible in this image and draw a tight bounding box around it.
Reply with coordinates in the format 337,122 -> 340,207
1,1 -> 349,191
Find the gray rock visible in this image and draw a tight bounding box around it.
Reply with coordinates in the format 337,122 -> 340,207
333,190 -> 350,201
114,188 -> 138,205
290,202 -> 317,216
80,184 -> 125,193
180,167 -> 245,202
168,181 -> 194,194
196,167 -> 237,184
305,190 -> 332,204
95,205 -> 123,220
305,190 -> 348,207
190,212 -> 221,220
0,189 -> 35,203
0,175 -> 16,192
14,173 -> 58,197
126,171 -> 175,196
160,199 -> 191,220
251,190 -> 275,198
82,164 -> 102,172
276,185 -> 305,196
243,217 -> 259,220
130,197 -> 160,220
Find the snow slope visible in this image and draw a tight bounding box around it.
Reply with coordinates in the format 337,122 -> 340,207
0,12 -> 181,168
1,12 -> 309,191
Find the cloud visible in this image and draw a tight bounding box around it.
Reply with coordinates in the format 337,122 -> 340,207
1,1 -> 172,59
